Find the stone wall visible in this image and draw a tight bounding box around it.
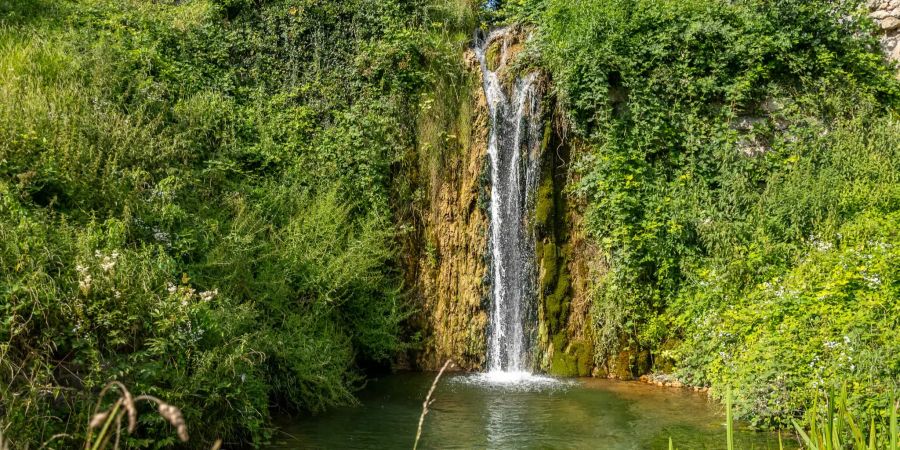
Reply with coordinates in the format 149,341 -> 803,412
869,0 -> 900,61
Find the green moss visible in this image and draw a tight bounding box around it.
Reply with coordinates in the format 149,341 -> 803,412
486,41 -> 502,72
571,340 -> 594,377
548,272 -> 570,331
550,349 -> 576,376
612,349 -> 635,380
534,108 -> 586,375
542,244 -> 570,335
534,120 -> 557,236
534,175 -> 554,232
540,242 -> 558,292
551,332 -> 567,351
549,339 -> 594,377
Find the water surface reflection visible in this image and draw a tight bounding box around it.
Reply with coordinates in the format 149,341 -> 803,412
271,373 -> 795,449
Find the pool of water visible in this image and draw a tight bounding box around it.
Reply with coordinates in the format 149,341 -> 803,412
271,372 -> 795,449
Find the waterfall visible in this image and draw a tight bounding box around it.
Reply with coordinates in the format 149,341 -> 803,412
475,28 -> 542,375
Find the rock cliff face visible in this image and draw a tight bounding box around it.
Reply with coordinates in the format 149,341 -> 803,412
413,51 -> 491,371
412,28 -> 601,376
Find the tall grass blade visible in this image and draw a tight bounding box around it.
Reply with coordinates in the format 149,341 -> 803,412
869,417 -> 876,450
726,389 -> 734,450
793,419 -> 817,450
811,396 -> 822,449
825,389 -> 834,450
891,391 -> 897,450
839,385 -> 864,447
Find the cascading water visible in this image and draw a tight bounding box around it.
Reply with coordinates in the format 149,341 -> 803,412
475,28 -> 543,379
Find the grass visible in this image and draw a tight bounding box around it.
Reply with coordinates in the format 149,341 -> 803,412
791,388 -> 899,450
0,381 -> 216,450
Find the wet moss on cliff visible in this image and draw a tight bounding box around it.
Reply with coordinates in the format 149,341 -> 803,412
533,113 -> 594,377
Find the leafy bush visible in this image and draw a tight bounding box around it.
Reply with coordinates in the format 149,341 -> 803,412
528,0 -> 900,426
0,0 -> 444,446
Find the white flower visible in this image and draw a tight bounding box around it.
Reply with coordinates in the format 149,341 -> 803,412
100,256 -> 116,272
78,275 -> 92,293
153,230 -> 170,244
167,282 -> 177,294
199,289 -> 218,302
865,274 -> 881,288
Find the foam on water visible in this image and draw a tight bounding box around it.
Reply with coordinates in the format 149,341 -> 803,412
451,371 -> 573,393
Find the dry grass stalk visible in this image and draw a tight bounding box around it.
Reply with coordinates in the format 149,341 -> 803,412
84,382 -> 193,450
413,360 -> 453,450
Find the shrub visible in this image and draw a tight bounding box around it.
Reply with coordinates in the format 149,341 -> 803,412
530,0 -> 900,424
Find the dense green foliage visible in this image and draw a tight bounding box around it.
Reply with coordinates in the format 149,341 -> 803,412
6,0 -> 900,445
0,0 -> 475,447
510,0 -> 900,429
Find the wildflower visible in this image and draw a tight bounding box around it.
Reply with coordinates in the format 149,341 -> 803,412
199,289 -> 218,302
100,256 -> 116,272
167,282 -> 177,294
809,237 -> 833,251
79,275 -> 93,294
153,230 -> 170,244
865,274 -> 881,288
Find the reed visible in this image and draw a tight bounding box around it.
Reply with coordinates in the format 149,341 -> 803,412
413,360 -> 454,450
670,387 -> 899,449
792,387 -> 899,450
727,389 -> 735,450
